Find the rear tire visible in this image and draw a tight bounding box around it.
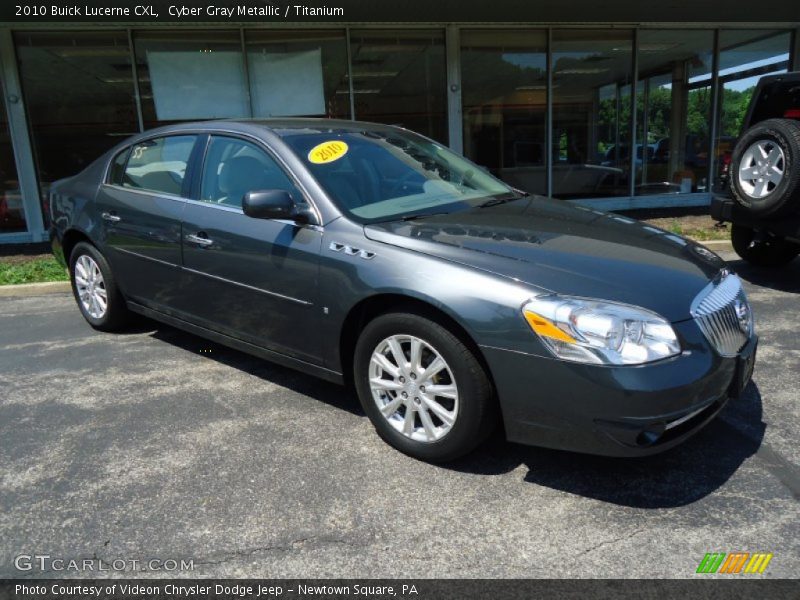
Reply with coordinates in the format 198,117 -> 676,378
354,312 -> 496,463
730,224 -> 800,267
69,241 -> 131,331
729,118 -> 800,217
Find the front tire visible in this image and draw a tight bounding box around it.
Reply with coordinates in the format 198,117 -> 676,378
354,312 -> 496,462
69,241 -> 130,331
730,224 -> 800,267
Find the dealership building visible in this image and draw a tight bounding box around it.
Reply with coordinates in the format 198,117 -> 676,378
1,13 -> 799,244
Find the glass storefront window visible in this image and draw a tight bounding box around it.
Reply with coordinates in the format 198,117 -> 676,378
244,30 -> 350,119
551,29 -> 634,199
349,30 -> 447,144
0,78 -> 25,233
14,31 -> 140,205
713,30 -> 791,192
636,30 -> 714,195
461,29 -> 547,195
134,30 -> 247,127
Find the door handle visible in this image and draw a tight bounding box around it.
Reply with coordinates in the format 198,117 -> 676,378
185,233 -> 214,247
101,212 -> 121,223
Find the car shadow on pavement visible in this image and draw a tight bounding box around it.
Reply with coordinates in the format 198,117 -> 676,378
730,257 -> 800,293
146,321 -> 365,417
451,382 -> 765,509
139,318 -> 765,508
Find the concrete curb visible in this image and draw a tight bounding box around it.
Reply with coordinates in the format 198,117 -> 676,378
0,281 -> 71,297
695,239 -> 734,252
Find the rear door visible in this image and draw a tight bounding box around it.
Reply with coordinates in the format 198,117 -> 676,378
95,134 -> 198,310
176,134 -> 323,363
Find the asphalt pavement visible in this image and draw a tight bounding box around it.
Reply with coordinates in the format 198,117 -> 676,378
1,250 -> 798,579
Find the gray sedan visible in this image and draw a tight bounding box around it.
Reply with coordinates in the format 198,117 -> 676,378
49,119 -> 757,462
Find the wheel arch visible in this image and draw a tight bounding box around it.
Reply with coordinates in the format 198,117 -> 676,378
338,293 -> 498,400
62,228 -> 94,266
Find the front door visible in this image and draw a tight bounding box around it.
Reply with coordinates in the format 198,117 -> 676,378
178,135 -> 323,364
94,134 -> 198,309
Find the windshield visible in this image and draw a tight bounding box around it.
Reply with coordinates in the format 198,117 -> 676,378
281,128 -> 516,223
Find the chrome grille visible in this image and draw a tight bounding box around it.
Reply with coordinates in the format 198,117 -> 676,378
690,272 -> 753,357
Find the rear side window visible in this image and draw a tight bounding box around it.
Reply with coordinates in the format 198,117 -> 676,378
750,80 -> 800,126
123,135 -> 197,196
108,148 -> 130,185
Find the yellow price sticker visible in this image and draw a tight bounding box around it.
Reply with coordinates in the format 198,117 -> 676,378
307,140 -> 349,164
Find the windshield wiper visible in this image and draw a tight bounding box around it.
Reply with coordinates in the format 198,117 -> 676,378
400,211 -> 452,222
477,192 -> 528,208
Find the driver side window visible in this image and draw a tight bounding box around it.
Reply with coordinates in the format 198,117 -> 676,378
200,136 -> 302,208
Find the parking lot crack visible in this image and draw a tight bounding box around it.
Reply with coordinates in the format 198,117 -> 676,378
194,535 -> 368,567
572,528 -> 646,560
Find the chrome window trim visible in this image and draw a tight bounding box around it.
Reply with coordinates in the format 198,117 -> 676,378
184,197 -> 244,214
100,127 -> 324,227
181,197 -> 325,231
100,182 -> 187,202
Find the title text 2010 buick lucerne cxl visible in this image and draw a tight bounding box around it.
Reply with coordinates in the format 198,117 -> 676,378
49,120 -> 757,462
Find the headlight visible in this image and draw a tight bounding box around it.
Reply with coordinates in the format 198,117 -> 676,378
522,295 -> 680,365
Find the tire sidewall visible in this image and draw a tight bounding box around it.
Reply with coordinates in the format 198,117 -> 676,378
730,224 -> 800,266
353,313 -> 492,462
729,119 -> 800,216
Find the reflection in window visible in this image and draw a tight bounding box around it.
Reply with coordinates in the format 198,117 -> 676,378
134,30 -> 247,126
123,135 -> 196,196
200,136 -> 301,207
348,30 -> 447,144
714,31 -> 791,192
245,30 -> 350,119
636,30 -> 714,195
551,30 -> 634,199
0,79 -> 25,233
461,29 -> 547,195
14,31 -> 140,207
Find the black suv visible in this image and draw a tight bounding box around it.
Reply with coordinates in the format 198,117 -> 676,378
712,71 -> 800,266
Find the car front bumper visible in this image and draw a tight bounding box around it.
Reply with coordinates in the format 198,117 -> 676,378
481,319 -> 757,457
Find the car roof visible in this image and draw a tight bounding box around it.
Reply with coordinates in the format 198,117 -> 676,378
138,118 -> 407,139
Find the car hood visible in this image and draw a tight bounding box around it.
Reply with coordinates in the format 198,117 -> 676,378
363,197 -> 726,322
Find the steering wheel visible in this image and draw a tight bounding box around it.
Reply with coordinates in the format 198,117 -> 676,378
386,171 -> 422,197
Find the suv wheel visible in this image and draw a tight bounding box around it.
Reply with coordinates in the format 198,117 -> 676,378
730,224 -> 800,267
729,118 -> 800,216
69,241 -> 131,331
353,312 -> 496,462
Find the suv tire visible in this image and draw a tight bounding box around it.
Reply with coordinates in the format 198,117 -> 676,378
730,224 -> 800,267
729,118 -> 800,216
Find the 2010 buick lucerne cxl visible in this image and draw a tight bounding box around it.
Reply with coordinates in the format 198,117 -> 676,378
49,120 -> 757,462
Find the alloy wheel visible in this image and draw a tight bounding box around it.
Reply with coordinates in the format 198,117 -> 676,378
738,140 -> 785,198
74,254 -> 108,319
369,334 -> 459,443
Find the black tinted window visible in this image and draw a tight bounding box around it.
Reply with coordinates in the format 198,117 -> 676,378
123,135 -> 197,196
200,136 -> 301,208
751,80 -> 800,124
108,148 -> 130,185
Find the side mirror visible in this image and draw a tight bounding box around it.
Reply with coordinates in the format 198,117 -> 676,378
242,190 -> 312,224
